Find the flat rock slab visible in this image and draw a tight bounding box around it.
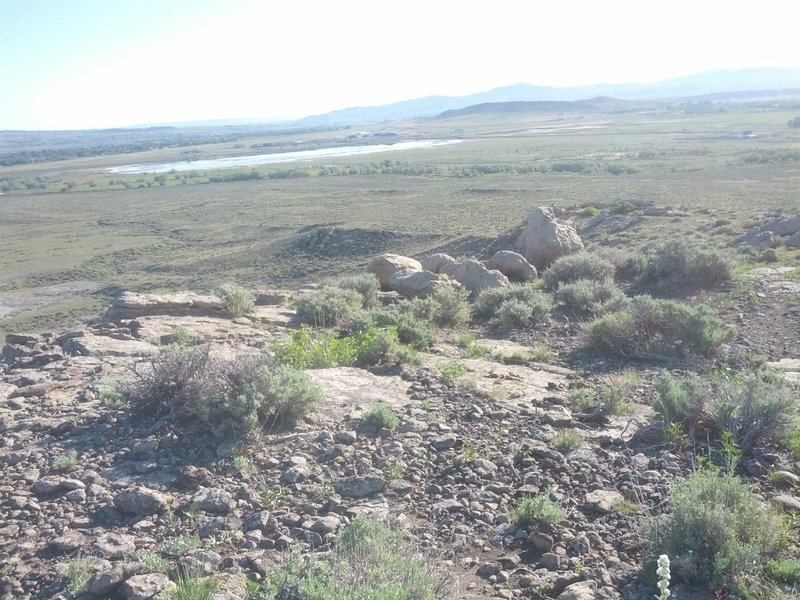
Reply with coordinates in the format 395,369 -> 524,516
307,368 -> 412,421
130,315 -> 280,346
253,305 -> 301,328
63,332 -> 155,358
768,358 -> 800,382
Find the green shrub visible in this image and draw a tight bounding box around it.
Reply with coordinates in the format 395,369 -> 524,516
474,283 -> 549,318
295,286 -> 364,327
653,371 -> 711,428
474,284 -> 554,330
588,295 -> 734,358
568,387 -> 596,412
640,240 -> 733,289
510,494 -> 565,527
543,253 -> 616,290
335,273 -> 380,308
250,517 -> 445,600
125,550 -> 168,573
361,404 -> 400,430
124,346 -> 321,437
439,360 -> 468,383
609,201 -> 637,214
427,285 -> 471,327
216,283 -> 255,317
371,308 -> 436,350
579,206 -> 599,217
644,470 -> 786,594
457,334 -> 489,358
556,278 -> 627,316
161,534 -> 202,557
599,372 -> 640,415
62,557 -> 105,597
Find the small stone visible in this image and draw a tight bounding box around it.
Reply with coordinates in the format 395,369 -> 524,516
567,534 -> 591,556
32,476 -> 64,495
94,532 -> 136,559
60,478 -> 86,490
311,515 -> 341,534
584,489 -> 624,514
540,552 -> 561,571
476,561 -> 502,578
192,488 -> 235,514
86,565 -> 127,595
242,511 -> 278,534
280,465 -> 310,485
431,435 -> 458,450
49,530 -> 87,554
542,405 -> 572,427
335,473 -> 386,498
114,487 -> 169,516
527,531 -> 554,551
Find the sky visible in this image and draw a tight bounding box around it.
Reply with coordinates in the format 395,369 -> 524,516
2,0 -> 799,130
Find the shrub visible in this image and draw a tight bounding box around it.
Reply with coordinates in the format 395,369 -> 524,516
125,550 -> 168,573
457,334 -> 489,358
439,360 -> 468,383
568,387 -> 596,412
474,283 -> 549,318
273,326 -> 358,368
556,278 -> 627,316
643,470 -> 786,594
474,284 -> 553,330
361,404 -> 400,430
427,285 -> 471,327
610,201 -> 637,214
250,517 -> 446,600
653,371 -> 711,429
510,494 -> 565,527
588,296 -> 734,358
371,308 -> 436,350
295,286 -> 364,327
162,534 -> 202,557
216,283 -> 255,317
640,240 -> 733,289
542,253 -> 616,290
335,273 -> 380,308
124,346 -> 321,437
599,372 -> 640,415
579,206 -> 599,217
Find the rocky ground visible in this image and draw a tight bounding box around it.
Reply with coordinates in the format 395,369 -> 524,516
1,274 -> 798,600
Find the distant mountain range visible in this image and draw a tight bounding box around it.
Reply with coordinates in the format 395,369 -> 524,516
295,67 -> 800,126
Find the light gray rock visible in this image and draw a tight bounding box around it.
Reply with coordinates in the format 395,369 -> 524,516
787,231 -> 800,248
49,530 -> 88,554
773,493 -> 800,512
114,487 -> 169,516
389,269 -> 459,298
94,532 -> 136,558
421,253 -> 457,273
557,580 -> 597,600
541,405 -> 573,427
335,473 -> 386,498
367,254 -> 422,289
32,476 -> 64,495
440,259 -> 509,294
486,251 -> 538,282
119,573 -> 172,600
585,489 -> 624,514
192,488 -> 236,514
514,206 -> 585,269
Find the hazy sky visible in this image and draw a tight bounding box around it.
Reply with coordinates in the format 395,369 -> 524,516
2,0 -> 798,130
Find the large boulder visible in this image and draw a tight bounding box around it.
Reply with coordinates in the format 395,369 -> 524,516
787,231 -> 800,249
485,250 -> 537,282
440,260 -> 508,294
367,254 -> 422,290
420,253 -> 457,274
389,269 -> 459,298
514,207 -> 584,269
763,214 -> 800,237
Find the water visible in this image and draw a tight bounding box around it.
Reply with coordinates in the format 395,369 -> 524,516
108,139 -> 461,174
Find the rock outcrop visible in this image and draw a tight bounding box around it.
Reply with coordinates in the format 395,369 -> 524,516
440,259 -> 509,294
388,269 -> 459,298
485,250 -> 537,282
514,206 -> 585,269
366,254 -> 422,289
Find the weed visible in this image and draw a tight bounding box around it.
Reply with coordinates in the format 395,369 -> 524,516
553,429 -> 584,453
371,308 -> 436,350
233,454 -> 252,475
510,494 -> 565,527
613,500 -> 640,515
361,405 -> 400,430
170,326 -> 193,346
439,360 -> 468,384
126,549 -> 169,572
599,372 -> 640,415
568,388 -> 595,412
579,206 -> 599,217
383,461 -> 405,482
260,485 -> 288,510
169,570 -> 217,600
457,333 -> 489,358
54,449 -> 79,473
460,444 -> 478,464
161,534 -> 201,557
62,556 -> 104,597
97,379 -> 125,408
419,398 -> 435,412
766,558 -> 800,584
294,286 -> 363,327
529,344 -> 554,362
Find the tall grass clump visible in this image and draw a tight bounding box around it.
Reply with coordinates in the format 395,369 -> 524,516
542,253 -> 616,290
588,295 -> 734,359
509,494 -> 565,527
639,240 -> 734,289
216,283 -> 255,317
474,284 -> 553,330
250,517 -> 447,600
644,469 -> 786,595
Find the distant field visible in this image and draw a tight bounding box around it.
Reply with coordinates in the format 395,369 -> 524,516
1,105 -> 799,337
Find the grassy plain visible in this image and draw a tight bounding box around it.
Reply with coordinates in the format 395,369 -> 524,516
1,105 -> 799,338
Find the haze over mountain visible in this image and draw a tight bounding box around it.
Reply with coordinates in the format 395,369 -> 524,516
295,67 -> 800,127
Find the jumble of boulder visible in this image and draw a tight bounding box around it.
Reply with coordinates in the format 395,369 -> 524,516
739,213 -> 800,249
368,206 -> 582,298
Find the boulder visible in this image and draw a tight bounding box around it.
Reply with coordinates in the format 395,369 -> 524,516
514,207 -> 584,269
742,230 -> 778,249
367,254 -> 422,289
763,214 -> 800,237
440,260 -> 508,294
787,231 -> 800,249
114,487 -> 169,516
389,269 -> 459,298
486,250 -> 537,282
420,253 -> 457,274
